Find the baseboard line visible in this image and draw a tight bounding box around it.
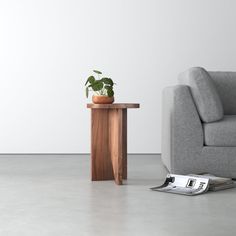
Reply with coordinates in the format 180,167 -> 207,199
0,153 -> 161,155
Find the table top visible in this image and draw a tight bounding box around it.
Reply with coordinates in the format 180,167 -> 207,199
87,103 -> 140,109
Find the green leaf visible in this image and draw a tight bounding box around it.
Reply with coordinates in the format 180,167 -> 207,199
88,76 -> 95,83
86,87 -> 89,98
92,81 -> 103,91
101,78 -> 113,86
104,85 -> 112,89
106,87 -> 114,97
85,76 -> 95,86
93,70 -> 102,75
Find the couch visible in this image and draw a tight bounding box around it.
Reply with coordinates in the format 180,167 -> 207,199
162,67 -> 236,178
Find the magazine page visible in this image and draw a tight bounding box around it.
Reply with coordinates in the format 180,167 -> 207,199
151,174 -> 210,196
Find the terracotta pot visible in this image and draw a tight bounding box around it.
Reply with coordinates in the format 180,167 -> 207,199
92,95 -> 114,104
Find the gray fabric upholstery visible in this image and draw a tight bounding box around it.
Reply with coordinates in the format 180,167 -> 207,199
178,67 -> 223,123
204,115 -> 236,146
162,85 -> 204,174
209,72 -> 236,115
162,68 -> 236,178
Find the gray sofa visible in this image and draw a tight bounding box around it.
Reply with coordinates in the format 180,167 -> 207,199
162,67 -> 236,178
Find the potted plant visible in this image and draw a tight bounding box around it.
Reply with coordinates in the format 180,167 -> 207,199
85,70 -> 115,104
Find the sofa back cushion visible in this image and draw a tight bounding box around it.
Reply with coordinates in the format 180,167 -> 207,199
178,67 -> 223,123
209,72 -> 236,115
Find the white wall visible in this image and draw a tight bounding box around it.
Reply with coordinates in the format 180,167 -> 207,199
0,0 -> 236,153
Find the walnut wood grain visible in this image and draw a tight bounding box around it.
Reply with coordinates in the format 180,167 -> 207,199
91,109 -> 114,180
87,103 -> 140,109
89,103 -> 139,185
122,109 -> 127,180
109,109 -> 127,184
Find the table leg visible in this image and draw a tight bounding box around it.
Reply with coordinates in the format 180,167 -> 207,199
109,109 -> 127,185
91,108 -> 128,185
91,109 -> 114,181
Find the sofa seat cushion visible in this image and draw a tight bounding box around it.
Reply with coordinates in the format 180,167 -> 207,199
178,67 -> 224,123
204,115 -> 236,146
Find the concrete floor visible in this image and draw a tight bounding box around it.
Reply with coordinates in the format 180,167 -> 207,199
0,154 -> 235,236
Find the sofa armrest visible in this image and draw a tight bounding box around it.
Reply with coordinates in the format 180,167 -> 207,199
161,85 -> 203,173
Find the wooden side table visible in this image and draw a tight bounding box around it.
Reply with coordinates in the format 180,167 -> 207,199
87,103 -> 140,185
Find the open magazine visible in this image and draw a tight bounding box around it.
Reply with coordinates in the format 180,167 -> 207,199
150,174 -> 235,196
